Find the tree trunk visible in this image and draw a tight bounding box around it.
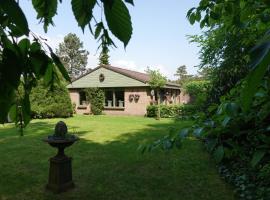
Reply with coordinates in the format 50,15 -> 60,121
157,89 -> 161,120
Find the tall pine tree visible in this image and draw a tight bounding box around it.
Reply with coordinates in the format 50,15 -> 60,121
56,33 -> 89,80
99,47 -> 110,66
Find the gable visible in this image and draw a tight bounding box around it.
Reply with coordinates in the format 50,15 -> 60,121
67,67 -> 147,88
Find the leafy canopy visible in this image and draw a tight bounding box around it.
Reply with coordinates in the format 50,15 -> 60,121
146,68 -> 167,89
0,0 -> 133,126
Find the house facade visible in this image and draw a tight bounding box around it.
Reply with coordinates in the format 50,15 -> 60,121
67,65 -> 184,116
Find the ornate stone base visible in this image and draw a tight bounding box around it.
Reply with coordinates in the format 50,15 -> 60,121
46,155 -> 74,193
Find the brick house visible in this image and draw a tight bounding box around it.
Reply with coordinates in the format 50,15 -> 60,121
67,65 -> 184,116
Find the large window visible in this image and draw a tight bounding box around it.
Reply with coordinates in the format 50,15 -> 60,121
104,89 -> 124,108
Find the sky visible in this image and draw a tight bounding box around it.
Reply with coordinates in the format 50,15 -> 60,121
20,0 -> 202,80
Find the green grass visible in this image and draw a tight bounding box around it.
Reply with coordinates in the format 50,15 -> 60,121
0,115 -> 235,200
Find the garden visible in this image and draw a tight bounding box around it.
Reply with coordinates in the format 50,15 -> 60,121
0,115 -> 234,200
1,0 -> 270,199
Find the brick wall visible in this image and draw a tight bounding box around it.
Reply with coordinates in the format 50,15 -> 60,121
69,87 -> 186,116
103,87 -> 151,116
69,89 -> 90,114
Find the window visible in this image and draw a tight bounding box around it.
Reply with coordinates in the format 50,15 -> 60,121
104,89 -> 124,108
105,90 -> 113,107
115,90 -> 124,107
79,91 -> 86,105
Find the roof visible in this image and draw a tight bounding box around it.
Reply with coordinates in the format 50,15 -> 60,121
68,65 -> 180,89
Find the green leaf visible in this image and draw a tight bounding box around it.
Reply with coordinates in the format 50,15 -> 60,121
251,150 -> 266,167
187,7 -> 196,18
32,0 -> 58,32
193,127 -> 203,138
30,49 -> 50,77
179,128 -> 189,138
44,62 -> 53,86
50,51 -> 71,82
206,138 -> 218,153
225,102 -> 239,117
104,0 -> 132,47
95,22 -> 103,39
71,0 -> 97,32
8,104 -> 17,122
195,10 -> 201,22
18,38 -> 30,57
241,42 -> 270,112
213,145 -> 224,163
210,11 -> 220,20
189,13 -> 196,25
22,95 -> 31,126
222,116 -> 231,127
0,0 -> 29,35
124,0 -> 134,5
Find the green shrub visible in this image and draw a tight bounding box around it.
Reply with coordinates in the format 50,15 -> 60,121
30,81 -> 73,118
184,80 -> 209,107
85,88 -> 105,115
146,104 -> 197,118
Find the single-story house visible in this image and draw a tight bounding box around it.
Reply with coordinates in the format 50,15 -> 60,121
67,65 -> 187,116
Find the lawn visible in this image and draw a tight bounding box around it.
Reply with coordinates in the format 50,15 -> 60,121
0,115 -> 235,200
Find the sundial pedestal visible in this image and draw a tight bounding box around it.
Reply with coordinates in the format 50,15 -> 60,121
43,121 -> 78,193
46,146 -> 74,193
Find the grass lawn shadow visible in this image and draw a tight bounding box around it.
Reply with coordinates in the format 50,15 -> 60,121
0,115 -> 235,200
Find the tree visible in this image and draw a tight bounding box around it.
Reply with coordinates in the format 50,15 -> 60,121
30,81 -> 73,119
0,0 -> 133,126
174,65 -> 193,85
56,33 -> 89,80
85,88 -> 105,115
99,48 -> 110,66
175,65 -> 187,79
146,67 -> 167,120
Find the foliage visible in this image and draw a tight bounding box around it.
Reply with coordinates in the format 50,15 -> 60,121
85,88 -> 105,115
142,1 -> 270,199
0,0 -> 133,127
184,80 -> 209,97
183,80 -> 209,107
56,33 -> 89,80
185,1 -> 270,198
174,65 -> 193,85
146,68 -> 167,120
99,48 -> 110,66
29,81 -> 73,118
146,104 -> 197,118
146,68 -> 167,89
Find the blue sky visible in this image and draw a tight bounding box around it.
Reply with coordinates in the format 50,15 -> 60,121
20,0 -> 202,80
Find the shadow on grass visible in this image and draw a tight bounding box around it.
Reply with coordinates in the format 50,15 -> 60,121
0,118 -> 235,200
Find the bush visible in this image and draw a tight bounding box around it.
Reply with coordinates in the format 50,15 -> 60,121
30,81 -> 73,118
184,80 -> 209,107
85,88 -> 105,115
146,104 -> 197,118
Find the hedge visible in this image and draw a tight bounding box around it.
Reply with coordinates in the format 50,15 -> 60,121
146,104 -> 197,118
30,81 -> 73,118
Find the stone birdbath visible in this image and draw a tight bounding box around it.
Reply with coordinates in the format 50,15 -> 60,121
43,121 -> 79,193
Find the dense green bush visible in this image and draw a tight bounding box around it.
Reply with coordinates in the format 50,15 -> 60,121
146,104 -> 197,118
183,80 -> 209,108
85,88 -> 105,115
30,81 -> 73,118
